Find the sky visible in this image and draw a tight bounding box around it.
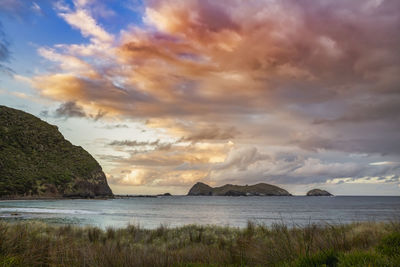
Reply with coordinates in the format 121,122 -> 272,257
0,0 -> 399,195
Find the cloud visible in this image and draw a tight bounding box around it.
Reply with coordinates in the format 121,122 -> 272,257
0,0 -> 46,19
327,175 -> 400,185
28,0 -> 400,190
293,135 -> 400,156
0,22 -> 11,73
55,1 -> 114,44
0,0 -> 50,73
313,98 -> 400,125
43,101 -> 106,120
213,147 -> 270,171
0,23 -> 9,61
0,0 -> 26,20
108,139 -> 173,151
55,101 -> 87,118
38,47 -> 99,77
102,140 -> 398,188
100,124 -> 129,129
209,149 -> 400,186
34,0 -> 400,119
180,126 -> 237,143
98,140 -> 232,187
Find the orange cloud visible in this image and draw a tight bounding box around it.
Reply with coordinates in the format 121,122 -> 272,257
28,0 -> 400,190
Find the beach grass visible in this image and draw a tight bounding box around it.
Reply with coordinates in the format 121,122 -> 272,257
0,220 -> 399,266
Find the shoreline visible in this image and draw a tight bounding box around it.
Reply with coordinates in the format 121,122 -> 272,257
0,196 -> 114,201
1,195 -> 399,201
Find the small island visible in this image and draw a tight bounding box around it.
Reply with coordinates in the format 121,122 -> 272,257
306,189 -> 333,196
188,182 -> 291,196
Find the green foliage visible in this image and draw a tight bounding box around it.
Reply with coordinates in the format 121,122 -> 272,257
0,255 -> 22,267
0,106 -> 112,198
337,251 -> 390,267
377,232 -> 400,257
293,250 -> 339,267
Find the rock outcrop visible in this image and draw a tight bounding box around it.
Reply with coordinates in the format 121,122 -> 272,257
306,189 -> 332,196
0,105 -> 113,198
158,193 -> 172,196
188,182 -> 213,196
188,182 -> 291,196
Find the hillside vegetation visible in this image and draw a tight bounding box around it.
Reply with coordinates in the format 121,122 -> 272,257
0,105 -> 112,198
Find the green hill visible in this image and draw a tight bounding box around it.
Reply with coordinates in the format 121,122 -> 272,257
0,105 -> 113,198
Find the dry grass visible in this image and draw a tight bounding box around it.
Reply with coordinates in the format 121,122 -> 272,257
0,220 -> 399,266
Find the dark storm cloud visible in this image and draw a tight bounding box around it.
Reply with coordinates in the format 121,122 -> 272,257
108,139 -> 173,152
50,101 -> 106,120
55,101 -> 87,118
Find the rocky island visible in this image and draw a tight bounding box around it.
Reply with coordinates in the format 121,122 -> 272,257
188,182 -> 291,196
306,189 -> 333,196
0,106 -> 113,199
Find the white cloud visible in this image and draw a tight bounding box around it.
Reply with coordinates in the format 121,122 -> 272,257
369,161 -> 399,166
327,175 -> 399,185
37,47 -> 98,77
56,3 -> 113,44
32,2 -> 42,14
213,147 -> 270,171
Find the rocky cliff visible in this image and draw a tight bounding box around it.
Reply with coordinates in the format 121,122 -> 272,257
0,106 -> 113,198
188,182 -> 291,196
306,189 -> 332,196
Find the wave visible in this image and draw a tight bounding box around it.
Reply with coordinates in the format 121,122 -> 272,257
0,207 -> 100,215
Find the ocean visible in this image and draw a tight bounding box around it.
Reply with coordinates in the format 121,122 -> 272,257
1,196 -> 399,229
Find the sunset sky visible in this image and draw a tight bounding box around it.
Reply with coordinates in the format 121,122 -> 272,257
1,0 -> 399,195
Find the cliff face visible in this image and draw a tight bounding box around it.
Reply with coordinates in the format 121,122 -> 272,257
306,189 -> 332,196
0,106 -> 113,198
188,182 -> 291,196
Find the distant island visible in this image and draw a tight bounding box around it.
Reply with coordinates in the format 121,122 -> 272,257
306,189 -> 333,196
188,182 -> 291,196
114,193 -> 172,198
0,106 -> 113,199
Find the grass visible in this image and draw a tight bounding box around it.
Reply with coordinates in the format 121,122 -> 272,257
0,220 -> 399,266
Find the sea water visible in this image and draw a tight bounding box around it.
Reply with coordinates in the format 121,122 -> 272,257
0,196 -> 399,229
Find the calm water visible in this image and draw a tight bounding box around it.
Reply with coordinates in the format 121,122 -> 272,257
0,196 -> 399,229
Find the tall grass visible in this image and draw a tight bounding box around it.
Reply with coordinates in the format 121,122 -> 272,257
0,220 -> 399,266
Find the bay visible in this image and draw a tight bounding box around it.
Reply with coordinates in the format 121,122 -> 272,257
1,196 -> 399,229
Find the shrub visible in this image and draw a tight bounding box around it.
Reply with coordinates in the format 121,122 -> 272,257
338,251 -> 389,267
293,250 -> 339,267
377,232 -> 400,257
0,255 -> 22,267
